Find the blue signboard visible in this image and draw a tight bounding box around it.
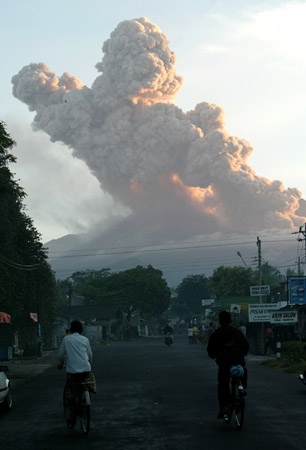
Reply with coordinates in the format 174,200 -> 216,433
289,278 -> 306,305
211,301 -> 224,308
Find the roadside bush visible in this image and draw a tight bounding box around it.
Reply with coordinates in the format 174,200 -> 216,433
261,341 -> 306,375
280,341 -> 306,365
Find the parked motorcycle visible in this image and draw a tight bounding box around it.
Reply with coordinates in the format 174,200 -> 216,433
164,333 -> 173,347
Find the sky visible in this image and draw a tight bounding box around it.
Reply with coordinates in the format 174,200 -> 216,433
2,0 -> 306,281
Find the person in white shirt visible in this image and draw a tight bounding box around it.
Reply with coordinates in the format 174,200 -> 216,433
59,320 -> 93,373
58,320 -> 96,428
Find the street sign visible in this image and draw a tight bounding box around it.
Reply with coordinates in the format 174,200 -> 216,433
211,301 -> 224,308
270,310 -> 298,324
201,299 -> 215,306
230,304 -> 241,314
250,285 -> 270,296
288,278 -> 306,305
248,304 -> 279,322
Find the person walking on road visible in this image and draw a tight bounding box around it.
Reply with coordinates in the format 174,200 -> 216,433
187,326 -> 193,344
192,325 -> 199,344
238,321 -> 247,336
206,322 -> 215,338
207,311 -> 249,419
264,326 -> 275,355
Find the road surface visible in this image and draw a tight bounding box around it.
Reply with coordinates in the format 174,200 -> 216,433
0,335 -> 305,449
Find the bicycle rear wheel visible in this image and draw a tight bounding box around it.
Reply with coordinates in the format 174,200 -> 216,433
80,390 -> 91,434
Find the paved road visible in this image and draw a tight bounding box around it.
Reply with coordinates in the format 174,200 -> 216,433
0,335 -> 305,449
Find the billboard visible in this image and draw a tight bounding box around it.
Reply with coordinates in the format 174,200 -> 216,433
230,304 -> 241,314
248,304 -> 280,322
288,277 -> 306,305
250,285 -> 270,296
270,310 -> 298,324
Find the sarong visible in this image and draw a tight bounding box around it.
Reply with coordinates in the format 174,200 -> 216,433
63,371 -> 96,423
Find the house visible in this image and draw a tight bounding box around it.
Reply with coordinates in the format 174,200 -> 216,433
55,304 -> 123,345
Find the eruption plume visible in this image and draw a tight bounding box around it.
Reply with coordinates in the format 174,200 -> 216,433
12,17 -> 305,243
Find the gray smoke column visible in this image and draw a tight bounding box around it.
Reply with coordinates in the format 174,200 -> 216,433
12,17 -> 305,239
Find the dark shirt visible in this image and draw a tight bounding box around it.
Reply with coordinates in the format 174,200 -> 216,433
163,325 -> 173,334
207,325 -> 249,367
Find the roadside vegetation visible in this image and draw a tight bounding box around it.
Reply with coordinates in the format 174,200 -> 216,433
261,341 -> 306,376
0,121 -> 58,344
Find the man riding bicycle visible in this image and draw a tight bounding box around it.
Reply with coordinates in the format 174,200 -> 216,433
207,311 -> 249,419
58,320 -> 96,428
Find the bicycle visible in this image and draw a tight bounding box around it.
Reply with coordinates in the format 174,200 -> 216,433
59,365 -> 92,435
63,380 -> 91,434
223,365 -> 246,429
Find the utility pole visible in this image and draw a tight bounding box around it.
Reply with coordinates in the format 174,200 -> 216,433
257,236 -> 262,304
298,256 -> 301,276
294,223 -> 306,273
68,283 -> 73,327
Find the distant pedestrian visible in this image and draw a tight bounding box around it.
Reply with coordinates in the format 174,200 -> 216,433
61,328 -> 70,341
199,325 -> 206,343
264,326 -> 275,355
187,326 -> 193,344
206,322 -> 215,338
192,325 -> 199,344
238,321 -> 247,336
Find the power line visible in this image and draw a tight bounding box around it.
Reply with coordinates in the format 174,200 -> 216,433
47,231 -> 294,255
0,253 -> 41,271
47,237 -> 297,260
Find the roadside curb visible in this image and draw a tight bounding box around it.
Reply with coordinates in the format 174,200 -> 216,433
247,354 -> 276,362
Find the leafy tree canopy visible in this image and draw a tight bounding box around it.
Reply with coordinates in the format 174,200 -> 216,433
174,274 -> 212,315
0,121 -> 57,341
63,265 -> 171,319
253,262 -> 285,287
209,266 -> 255,299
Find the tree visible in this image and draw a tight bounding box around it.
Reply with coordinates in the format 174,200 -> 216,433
286,268 -> 304,277
0,121 -> 57,343
209,266 -> 255,299
65,265 -> 171,319
253,262 -> 285,287
174,274 -> 212,315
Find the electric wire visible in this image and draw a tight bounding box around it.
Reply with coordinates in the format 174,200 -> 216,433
47,237 -> 297,260
0,253 -> 41,271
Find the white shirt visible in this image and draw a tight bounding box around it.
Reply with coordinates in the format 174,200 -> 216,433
59,332 -> 93,373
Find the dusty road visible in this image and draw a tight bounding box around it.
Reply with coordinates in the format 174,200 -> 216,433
0,335 -> 305,449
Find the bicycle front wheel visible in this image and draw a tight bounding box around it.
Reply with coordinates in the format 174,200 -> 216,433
233,389 -> 245,429
80,406 -> 90,434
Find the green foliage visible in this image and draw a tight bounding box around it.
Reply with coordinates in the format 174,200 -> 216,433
209,266 -> 255,299
262,341 -> 306,375
0,121 -> 57,342
280,341 -> 306,365
253,262 -> 285,287
174,274 -> 212,315
286,267 -> 304,277
64,265 -> 171,319
70,268 -> 111,294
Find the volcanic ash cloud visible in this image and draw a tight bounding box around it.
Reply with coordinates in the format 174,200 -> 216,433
11,17 -> 305,238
